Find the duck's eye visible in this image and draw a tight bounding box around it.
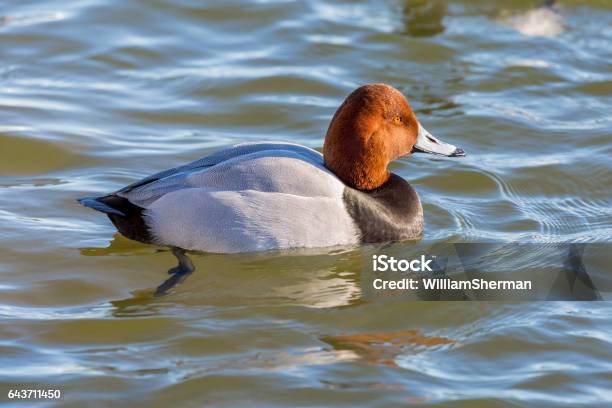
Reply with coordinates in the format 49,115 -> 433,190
392,116 -> 402,125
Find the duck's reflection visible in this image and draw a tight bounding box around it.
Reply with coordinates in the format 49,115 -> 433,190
79,232 -> 159,257
321,330 -> 455,367
82,238 -> 367,316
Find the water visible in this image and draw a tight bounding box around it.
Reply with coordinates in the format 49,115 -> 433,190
1,0 -> 611,406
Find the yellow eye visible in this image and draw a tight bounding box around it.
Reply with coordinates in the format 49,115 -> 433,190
393,116 -> 402,125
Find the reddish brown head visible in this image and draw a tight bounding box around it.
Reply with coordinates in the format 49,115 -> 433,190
323,84 -> 464,191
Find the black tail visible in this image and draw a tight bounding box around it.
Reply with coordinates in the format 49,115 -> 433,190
78,195 -> 154,243
78,196 -> 126,216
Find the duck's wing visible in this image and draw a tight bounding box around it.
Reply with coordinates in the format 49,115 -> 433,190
116,142 -> 322,195
114,142 -> 326,207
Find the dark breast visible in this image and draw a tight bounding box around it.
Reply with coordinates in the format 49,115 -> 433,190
342,173 -> 423,243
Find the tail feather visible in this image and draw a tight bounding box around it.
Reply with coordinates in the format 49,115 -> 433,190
78,196 -> 126,216
78,194 -> 153,243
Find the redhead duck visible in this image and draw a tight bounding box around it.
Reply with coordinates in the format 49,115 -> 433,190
79,84 -> 464,293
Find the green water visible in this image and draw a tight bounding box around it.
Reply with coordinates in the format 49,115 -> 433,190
1,0 -> 611,406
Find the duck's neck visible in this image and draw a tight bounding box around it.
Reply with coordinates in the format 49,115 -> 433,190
323,147 -> 390,191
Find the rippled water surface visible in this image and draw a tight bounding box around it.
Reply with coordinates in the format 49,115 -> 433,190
1,0 -> 611,406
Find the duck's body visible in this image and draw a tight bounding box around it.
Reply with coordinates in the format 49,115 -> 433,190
80,142 -> 423,253
79,84 -> 464,294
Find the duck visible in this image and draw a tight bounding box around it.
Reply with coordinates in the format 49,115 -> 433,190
79,83 -> 465,294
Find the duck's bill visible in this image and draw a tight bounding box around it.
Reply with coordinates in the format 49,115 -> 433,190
412,123 -> 465,157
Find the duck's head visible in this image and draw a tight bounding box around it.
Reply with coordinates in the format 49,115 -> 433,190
323,83 -> 464,190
